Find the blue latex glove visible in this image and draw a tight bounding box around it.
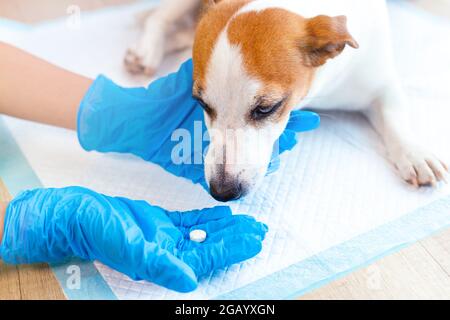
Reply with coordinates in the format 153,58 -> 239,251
0,187 -> 267,293
78,59 -> 320,189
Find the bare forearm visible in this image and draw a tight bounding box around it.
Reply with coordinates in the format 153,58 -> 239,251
0,202 -> 8,246
0,42 -> 93,130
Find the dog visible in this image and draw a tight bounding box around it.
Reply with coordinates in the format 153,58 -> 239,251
125,0 -> 448,202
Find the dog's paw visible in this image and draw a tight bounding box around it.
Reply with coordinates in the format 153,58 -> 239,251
390,147 -> 448,187
124,21 -> 166,76
124,48 -> 158,76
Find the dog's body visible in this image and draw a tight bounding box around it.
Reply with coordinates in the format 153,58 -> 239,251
126,0 -> 448,202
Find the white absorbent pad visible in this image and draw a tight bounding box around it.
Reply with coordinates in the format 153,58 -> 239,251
0,0 -> 450,299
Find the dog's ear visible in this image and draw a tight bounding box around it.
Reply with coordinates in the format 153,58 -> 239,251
299,15 -> 359,67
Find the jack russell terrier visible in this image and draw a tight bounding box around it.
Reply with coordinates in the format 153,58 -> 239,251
125,0 -> 448,202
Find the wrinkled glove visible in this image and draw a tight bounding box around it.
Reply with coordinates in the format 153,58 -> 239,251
78,59 -> 320,189
0,187 -> 268,293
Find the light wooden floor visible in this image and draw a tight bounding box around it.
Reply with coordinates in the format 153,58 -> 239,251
0,180 -> 65,299
1,0 -> 449,300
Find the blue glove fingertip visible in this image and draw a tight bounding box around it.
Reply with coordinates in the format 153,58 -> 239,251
267,154 -> 281,175
254,222 -> 269,241
261,222 -> 269,234
182,233 -> 264,278
286,110 -> 321,132
171,269 -> 199,293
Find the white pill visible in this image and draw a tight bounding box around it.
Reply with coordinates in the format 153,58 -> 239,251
190,229 -> 207,243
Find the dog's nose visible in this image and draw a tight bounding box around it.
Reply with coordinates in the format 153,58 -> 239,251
209,179 -> 244,202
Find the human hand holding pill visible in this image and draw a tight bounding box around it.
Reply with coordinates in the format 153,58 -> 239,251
0,187 -> 268,293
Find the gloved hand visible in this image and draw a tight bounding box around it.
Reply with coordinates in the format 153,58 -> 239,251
0,187 -> 268,293
78,59 -> 320,189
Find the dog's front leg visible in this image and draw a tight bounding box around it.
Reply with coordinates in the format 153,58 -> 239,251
365,79 -> 448,187
124,0 -> 201,75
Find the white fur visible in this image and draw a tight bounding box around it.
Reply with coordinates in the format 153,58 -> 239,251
129,0 -> 448,193
203,31 -> 284,190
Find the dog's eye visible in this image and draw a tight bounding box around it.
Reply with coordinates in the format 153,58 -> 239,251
256,105 -> 276,115
195,98 -> 216,118
251,100 -> 284,120
196,97 -> 210,111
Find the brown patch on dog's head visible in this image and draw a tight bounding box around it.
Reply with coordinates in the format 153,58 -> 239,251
193,0 -> 251,95
226,9 -> 358,118
193,4 -> 358,120
192,3 -> 359,201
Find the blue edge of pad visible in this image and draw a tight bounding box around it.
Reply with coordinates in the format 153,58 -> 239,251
1,1 -> 450,298
2,117 -> 450,300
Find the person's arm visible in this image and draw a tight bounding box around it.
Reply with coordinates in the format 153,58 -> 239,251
0,42 -> 92,130
0,201 -> 7,246
0,187 -> 267,292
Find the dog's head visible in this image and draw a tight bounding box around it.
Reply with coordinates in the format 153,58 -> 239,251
193,0 -> 358,202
